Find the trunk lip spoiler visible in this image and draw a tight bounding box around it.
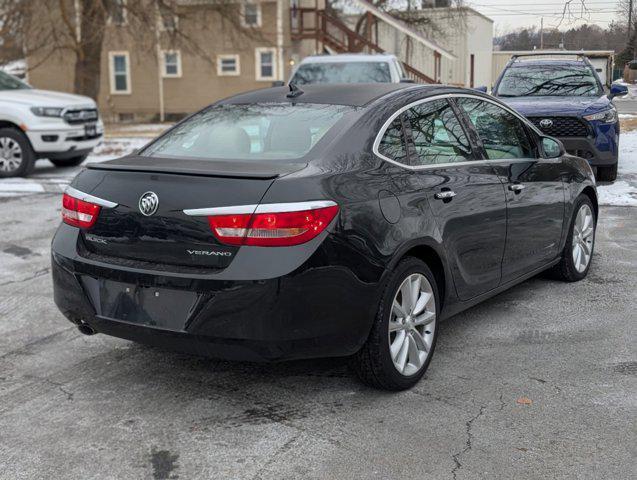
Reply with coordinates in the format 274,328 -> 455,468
183,200 -> 337,217
65,186 -> 118,209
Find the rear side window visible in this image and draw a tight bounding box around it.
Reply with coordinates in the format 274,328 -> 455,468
403,99 -> 473,166
456,98 -> 535,160
378,117 -> 408,164
142,103 -> 352,161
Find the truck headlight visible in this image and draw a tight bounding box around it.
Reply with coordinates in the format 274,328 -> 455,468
583,107 -> 618,124
30,107 -> 64,117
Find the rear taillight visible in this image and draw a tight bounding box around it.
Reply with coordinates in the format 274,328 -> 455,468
208,205 -> 339,247
61,193 -> 101,228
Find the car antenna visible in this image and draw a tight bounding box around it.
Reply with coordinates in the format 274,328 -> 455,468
286,82 -> 304,98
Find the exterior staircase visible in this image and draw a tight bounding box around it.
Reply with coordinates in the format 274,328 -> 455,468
290,8 -> 437,84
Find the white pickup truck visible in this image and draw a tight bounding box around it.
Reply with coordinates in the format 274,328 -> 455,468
0,70 -> 104,178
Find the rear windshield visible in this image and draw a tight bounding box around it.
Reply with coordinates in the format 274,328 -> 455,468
290,62 -> 392,85
496,63 -> 601,97
142,103 -> 352,161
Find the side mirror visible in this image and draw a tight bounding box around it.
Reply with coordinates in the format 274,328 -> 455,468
271,80 -> 285,87
474,86 -> 488,93
542,137 -> 564,159
400,78 -> 415,83
608,83 -> 629,100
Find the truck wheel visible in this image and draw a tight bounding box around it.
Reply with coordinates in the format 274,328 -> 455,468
596,163 -> 617,182
0,128 -> 35,178
49,154 -> 88,167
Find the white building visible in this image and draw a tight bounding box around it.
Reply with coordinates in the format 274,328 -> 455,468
370,6 -> 494,87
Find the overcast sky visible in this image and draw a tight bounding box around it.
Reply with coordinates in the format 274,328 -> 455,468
465,0 -> 622,33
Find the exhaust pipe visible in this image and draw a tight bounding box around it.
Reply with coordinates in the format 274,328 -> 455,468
77,322 -> 97,336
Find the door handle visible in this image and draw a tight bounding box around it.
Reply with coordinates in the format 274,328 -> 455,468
434,190 -> 456,200
508,184 -> 525,193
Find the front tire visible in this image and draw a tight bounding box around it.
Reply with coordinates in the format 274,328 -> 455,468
550,194 -> 596,282
0,128 -> 35,178
49,154 -> 89,168
353,257 -> 439,391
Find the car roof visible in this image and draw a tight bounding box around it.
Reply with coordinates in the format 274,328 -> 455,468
220,83 -> 427,107
298,54 -> 398,64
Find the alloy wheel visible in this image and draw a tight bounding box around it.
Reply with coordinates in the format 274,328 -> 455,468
572,203 -> 594,273
388,273 -> 436,376
0,137 -> 23,173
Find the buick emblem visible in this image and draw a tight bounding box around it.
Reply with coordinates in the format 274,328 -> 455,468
539,119 -> 553,129
138,191 -> 159,216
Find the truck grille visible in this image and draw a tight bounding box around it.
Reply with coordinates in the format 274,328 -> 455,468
528,117 -> 589,137
63,108 -> 99,125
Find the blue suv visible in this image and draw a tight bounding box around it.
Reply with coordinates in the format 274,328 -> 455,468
491,54 -> 628,181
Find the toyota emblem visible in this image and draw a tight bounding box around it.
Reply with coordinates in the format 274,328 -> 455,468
138,191 -> 159,216
539,119 -> 553,129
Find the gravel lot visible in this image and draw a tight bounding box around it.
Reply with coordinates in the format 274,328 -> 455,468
0,129 -> 635,479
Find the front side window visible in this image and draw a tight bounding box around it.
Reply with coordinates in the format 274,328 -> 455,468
456,98 -> 535,160
142,103 -> 352,161
162,51 -> 181,77
290,62 -> 392,85
496,63 -> 601,97
256,48 -> 276,80
110,52 -> 130,94
404,99 -> 473,166
378,117 -> 408,164
217,55 -> 240,76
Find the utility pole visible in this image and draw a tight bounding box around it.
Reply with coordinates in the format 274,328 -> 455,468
540,17 -> 544,50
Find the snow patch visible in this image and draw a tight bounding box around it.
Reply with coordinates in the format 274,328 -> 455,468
597,130 -> 637,207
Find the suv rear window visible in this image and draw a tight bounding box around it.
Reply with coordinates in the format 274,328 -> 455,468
290,62 -> 392,85
496,63 -> 601,97
141,103 -> 352,161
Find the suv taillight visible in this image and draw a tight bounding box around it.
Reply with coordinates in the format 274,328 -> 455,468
61,193 -> 101,228
208,205 -> 339,247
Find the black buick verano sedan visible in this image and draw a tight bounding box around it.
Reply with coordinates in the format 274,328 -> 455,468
52,84 -> 598,390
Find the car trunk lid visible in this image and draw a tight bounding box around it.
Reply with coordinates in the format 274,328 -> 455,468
73,157 -> 305,270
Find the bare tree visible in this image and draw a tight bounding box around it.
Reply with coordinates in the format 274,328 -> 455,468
0,0 -> 270,99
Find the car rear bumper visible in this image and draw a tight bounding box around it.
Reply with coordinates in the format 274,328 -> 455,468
51,224 -> 380,362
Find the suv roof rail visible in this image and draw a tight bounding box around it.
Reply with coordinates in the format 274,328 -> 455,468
505,51 -> 593,69
510,51 -> 590,61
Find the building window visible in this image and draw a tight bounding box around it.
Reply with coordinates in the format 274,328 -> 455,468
109,51 -> 131,94
110,0 -> 127,26
217,55 -> 240,76
162,50 -> 181,77
255,47 -> 276,81
241,2 -> 261,28
159,3 -> 178,31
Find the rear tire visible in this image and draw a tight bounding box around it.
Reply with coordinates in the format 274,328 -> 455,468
0,127 -> 35,178
596,163 -> 617,182
49,154 -> 88,168
549,194 -> 596,282
353,257 -> 439,391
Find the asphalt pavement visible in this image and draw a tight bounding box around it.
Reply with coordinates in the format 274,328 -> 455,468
0,192 -> 635,480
